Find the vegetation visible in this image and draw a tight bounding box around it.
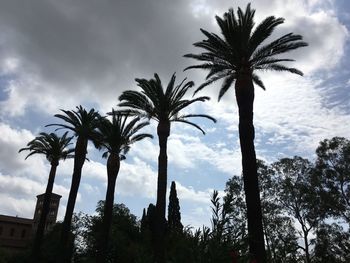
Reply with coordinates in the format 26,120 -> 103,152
184,4 -> 308,262
167,181 -> 183,232
10,137 -> 349,263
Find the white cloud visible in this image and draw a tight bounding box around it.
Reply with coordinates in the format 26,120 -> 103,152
175,181 -> 212,204
0,122 -> 48,180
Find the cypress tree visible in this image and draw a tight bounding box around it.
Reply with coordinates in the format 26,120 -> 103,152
141,208 -> 148,233
167,181 -> 183,231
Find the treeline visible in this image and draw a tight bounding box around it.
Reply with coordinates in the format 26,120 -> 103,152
4,136 -> 348,263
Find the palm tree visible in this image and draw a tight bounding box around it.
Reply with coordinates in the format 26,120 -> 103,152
118,73 -> 216,262
19,132 -> 74,262
95,111 -> 152,263
46,105 -> 101,259
184,4 -> 308,262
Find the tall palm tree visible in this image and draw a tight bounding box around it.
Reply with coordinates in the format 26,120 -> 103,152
95,112 -> 152,263
118,73 -> 216,262
46,106 -> 101,259
184,4 -> 308,262
19,132 -> 74,262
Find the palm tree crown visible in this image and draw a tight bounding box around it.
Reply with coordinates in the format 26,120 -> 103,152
19,132 -> 74,164
47,105 -> 101,139
96,112 -> 153,159
184,3 -> 308,99
118,73 -> 216,133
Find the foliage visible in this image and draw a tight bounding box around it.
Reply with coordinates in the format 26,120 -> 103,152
167,181 -> 183,232
96,112 -> 153,160
315,137 -> 350,224
47,105 -> 101,140
76,201 -> 143,263
184,3 -> 308,97
313,223 -> 350,263
19,131 -> 74,165
118,73 -> 216,131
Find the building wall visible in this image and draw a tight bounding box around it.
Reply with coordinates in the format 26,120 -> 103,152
0,192 -> 61,252
0,215 -> 33,251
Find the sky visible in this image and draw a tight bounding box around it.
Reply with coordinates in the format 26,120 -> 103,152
0,0 -> 349,229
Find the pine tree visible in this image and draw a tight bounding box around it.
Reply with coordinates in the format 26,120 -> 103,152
167,181 -> 183,231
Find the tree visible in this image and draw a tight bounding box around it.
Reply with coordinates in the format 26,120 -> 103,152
223,162 -> 300,262
118,73 -> 216,262
313,223 -> 350,263
19,132 -> 74,262
77,201 -> 145,263
315,137 -> 350,224
167,181 -> 183,232
272,157 -> 319,263
184,4 -> 308,262
257,160 -> 299,262
47,106 -> 101,259
223,175 -> 248,256
95,112 -> 152,262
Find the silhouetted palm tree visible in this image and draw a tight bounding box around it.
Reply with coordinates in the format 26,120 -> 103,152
19,132 -> 74,262
47,106 -> 101,258
118,73 -> 216,262
184,4 -> 308,262
95,111 -> 152,263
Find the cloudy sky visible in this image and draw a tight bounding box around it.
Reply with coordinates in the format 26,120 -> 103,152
0,0 -> 349,228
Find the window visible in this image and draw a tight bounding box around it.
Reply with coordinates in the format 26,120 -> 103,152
21,229 -> 26,238
10,228 -> 15,237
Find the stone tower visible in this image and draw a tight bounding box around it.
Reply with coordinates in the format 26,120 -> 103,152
33,193 -> 61,233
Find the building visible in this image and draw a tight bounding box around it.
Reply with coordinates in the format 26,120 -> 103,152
0,193 -> 61,252
0,215 -> 33,251
33,193 -> 61,234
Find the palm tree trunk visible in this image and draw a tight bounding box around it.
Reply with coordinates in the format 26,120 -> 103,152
60,136 -> 87,262
98,153 -> 120,263
32,162 -> 58,262
235,75 -> 266,263
155,121 -> 170,263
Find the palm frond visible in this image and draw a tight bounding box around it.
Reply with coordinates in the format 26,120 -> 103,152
218,75 -> 236,101
172,119 -> 206,134
252,74 -> 266,90
46,106 -> 101,140
169,96 -> 210,117
95,112 -> 152,159
251,33 -> 308,63
193,72 -> 230,96
119,73 -> 216,134
19,132 -> 74,164
185,3 -> 308,94
176,114 -> 217,123
248,16 -> 285,56
264,64 -> 304,76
